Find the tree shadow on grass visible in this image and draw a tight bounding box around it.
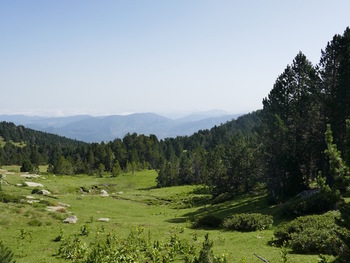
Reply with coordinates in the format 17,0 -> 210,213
166,193 -> 282,226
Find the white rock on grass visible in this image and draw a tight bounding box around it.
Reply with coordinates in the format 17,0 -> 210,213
58,202 -> 70,207
47,206 -> 67,213
37,189 -> 51,195
98,218 -> 110,222
25,182 -> 43,187
27,200 -> 40,204
63,215 -> 78,224
20,174 -> 40,179
100,190 -> 109,197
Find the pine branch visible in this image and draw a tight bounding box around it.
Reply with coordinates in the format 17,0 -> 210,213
254,253 -> 270,263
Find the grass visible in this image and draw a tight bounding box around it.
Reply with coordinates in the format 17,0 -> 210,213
0,137 -> 26,148
0,166 -> 322,262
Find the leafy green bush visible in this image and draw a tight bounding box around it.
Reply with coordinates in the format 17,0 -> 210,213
80,223 -> 89,236
191,233 -> 227,263
274,211 -> 345,255
0,241 -> 15,263
282,191 -> 339,217
193,214 -> 223,229
57,236 -> 87,261
223,213 -> 273,232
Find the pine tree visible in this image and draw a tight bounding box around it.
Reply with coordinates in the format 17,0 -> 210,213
262,52 -> 322,199
324,121 -> 350,261
319,27 -> 350,150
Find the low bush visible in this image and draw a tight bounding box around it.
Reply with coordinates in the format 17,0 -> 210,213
274,211 -> 345,255
223,213 -> 273,232
282,191 -> 339,217
57,227 -> 227,263
193,214 -> 223,229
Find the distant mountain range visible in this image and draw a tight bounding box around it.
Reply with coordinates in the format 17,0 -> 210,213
0,112 -> 242,142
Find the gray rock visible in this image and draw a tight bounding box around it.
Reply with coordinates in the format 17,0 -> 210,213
63,215 -> 78,224
58,202 -> 70,207
37,189 -> 51,196
47,206 -> 67,212
25,182 -> 44,187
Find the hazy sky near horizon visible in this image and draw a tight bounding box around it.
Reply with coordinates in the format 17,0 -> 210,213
1,1 -> 349,117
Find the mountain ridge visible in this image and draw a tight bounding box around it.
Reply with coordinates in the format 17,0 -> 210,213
0,112 -> 242,142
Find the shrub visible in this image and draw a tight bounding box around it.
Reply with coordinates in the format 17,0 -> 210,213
53,228 -> 64,242
80,224 -> 89,236
274,211 -> 345,255
193,214 -> 223,229
223,213 -> 273,232
20,159 -> 38,173
282,191 -> 339,217
191,233 -> 227,263
57,236 -> 87,261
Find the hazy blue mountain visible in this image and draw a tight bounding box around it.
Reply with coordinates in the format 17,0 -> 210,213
0,112 -> 240,142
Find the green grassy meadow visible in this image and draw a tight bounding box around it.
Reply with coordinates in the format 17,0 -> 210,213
0,166 -> 320,262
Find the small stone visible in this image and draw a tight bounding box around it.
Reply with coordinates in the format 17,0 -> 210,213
25,182 -> 44,187
100,190 -> 109,197
63,215 -> 78,224
47,206 -> 67,213
58,202 -> 70,207
37,189 -> 51,196
98,218 -> 110,222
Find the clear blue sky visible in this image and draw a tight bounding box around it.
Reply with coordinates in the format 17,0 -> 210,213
1,0 -> 349,116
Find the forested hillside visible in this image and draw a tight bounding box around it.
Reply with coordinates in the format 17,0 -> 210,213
0,111 -> 259,176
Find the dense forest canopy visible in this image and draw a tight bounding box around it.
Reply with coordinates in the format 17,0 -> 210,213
1,27 -> 350,203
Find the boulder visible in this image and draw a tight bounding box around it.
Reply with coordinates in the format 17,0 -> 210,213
63,215 -> 78,224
